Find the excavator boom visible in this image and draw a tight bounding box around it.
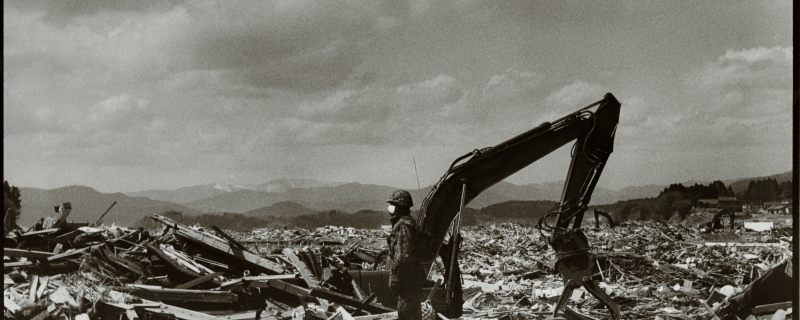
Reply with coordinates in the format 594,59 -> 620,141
414,93 -> 622,318
415,93 -> 620,258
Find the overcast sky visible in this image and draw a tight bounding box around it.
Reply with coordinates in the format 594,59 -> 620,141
4,0 -> 793,193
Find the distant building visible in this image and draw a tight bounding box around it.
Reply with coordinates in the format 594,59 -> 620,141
766,204 -> 791,215
696,197 -> 741,212
697,198 -> 719,207
763,200 -> 790,208
718,197 -> 741,212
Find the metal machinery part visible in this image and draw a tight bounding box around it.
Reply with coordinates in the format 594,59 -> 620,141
414,93 -> 622,318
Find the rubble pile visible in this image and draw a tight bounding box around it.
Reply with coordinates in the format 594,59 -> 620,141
451,222 -> 793,319
4,207 -> 793,320
4,213 -> 399,320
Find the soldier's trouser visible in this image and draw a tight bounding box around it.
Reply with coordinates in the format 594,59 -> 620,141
397,287 -> 422,320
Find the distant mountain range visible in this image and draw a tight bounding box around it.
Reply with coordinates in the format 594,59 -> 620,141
724,171 -> 793,195
126,179 -> 665,214
126,178 -> 346,204
9,171 -> 791,228
16,185 -> 204,227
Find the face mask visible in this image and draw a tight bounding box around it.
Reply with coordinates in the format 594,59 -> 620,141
387,205 -> 396,214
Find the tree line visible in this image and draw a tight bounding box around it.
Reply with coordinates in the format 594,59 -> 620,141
739,178 -> 792,204
597,177 -> 793,223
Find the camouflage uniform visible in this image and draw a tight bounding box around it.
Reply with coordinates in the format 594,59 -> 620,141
388,214 -> 425,320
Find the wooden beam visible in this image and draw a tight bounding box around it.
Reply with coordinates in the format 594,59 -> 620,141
20,228 -> 61,237
218,274 -> 298,290
751,301 -> 792,315
29,274 -> 39,303
4,248 -> 54,259
151,215 -> 284,274
267,280 -> 395,314
218,311 -> 262,320
210,225 -> 253,253
283,248 -> 321,289
175,271 -> 225,289
122,285 -> 238,304
4,261 -> 33,268
47,244 -> 101,261
105,293 -> 226,320
563,307 -> 600,320
56,203 -> 72,226
353,312 -> 398,320
146,243 -> 203,278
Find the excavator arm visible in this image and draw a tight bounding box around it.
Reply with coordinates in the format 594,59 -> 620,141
414,93 -> 622,318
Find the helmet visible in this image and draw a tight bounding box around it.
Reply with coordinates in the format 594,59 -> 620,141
387,190 -> 413,208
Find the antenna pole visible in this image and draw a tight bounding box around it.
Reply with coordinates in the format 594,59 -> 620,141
412,154 -> 422,201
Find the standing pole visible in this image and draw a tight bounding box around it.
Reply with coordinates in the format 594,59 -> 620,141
411,154 -> 422,203
94,200 -> 118,226
446,180 -> 467,304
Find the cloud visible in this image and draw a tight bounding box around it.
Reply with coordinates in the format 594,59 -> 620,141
171,1 -> 385,92
482,68 -> 542,99
396,75 -> 464,107
5,0 -> 182,25
4,1 -> 387,96
648,46 -> 793,152
539,81 -> 608,123
691,46 -> 792,92
250,117 -> 387,147
277,75 -> 481,147
3,2 -> 791,192
545,81 -> 607,109
684,46 -> 792,120
297,88 -> 392,123
86,93 -> 153,130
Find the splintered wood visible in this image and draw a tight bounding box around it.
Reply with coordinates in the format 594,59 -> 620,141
4,214 -> 792,320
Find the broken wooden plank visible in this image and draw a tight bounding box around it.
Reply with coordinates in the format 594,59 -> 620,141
563,306 -> 602,320
330,306 -> 357,320
4,260 -> 34,268
140,303 -> 227,320
98,246 -> 148,277
690,242 -> 788,247
268,279 -> 395,314
55,230 -> 81,240
105,290 -> 226,320
54,202 -> 73,227
4,248 -> 55,259
218,274 -> 298,290
125,309 -> 140,320
93,200 -> 118,226
351,279 -> 366,300
210,225 -> 253,253
283,248 -> 322,289
105,302 -> 162,310
20,228 -> 61,237
29,274 -> 39,303
145,243 -> 204,278
151,214 -> 284,274
192,255 -> 229,269
267,278 -> 312,296
218,311 -> 263,320
175,271 -> 225,289
35,276 -> 48,299
47,244 -> 101,261
352,311 -> 399,320
122,285 -> 238,304
751,301 -> 793,315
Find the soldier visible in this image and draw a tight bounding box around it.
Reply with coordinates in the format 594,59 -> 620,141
386,190 -> 425,320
